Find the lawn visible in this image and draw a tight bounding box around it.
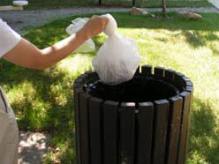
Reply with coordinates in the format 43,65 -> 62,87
0,0 -> 212,9
0,12 -> 219,163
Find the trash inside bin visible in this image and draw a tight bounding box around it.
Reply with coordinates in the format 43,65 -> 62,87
73,65 -> 193,164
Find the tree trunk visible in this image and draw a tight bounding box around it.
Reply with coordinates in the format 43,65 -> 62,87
99,0 -> 102,6
162,0 -> 167,17
132,0 -> 136,6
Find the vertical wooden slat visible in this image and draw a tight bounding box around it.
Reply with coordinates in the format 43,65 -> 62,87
174,73 -> 185,91
166,96 -> 183,164
74,88 -> 81,164
154,67 -> 165,78
119,102 -> 136,164
79,93 -> 90,164
89,97 -> 103,164
141,65 -> 152,76
184,90 -> 193,164
164,69 -> 175,82
153,99 -> 169,164
182,76 -> 193,88
103,101 -> 119,164
177,91 -> 191,164
136,102 -> 154,164
186,86 -> 193,93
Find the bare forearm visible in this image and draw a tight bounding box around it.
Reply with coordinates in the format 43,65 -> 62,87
4,32 -> 88,70
38,32 -> 87,69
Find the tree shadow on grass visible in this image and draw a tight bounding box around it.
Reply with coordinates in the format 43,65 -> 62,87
188,97 -> 219,163
181,31 -> 206,48
112,13 -> 219,53
18,131 -> 50,164
181,30 -> 219,50
22,12 -> 219,52
114,13 -> 219,31
0,60 -> 77,163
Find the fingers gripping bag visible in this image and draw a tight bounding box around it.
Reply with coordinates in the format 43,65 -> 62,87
92,14 -> 141,85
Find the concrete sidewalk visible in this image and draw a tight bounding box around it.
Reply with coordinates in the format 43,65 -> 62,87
209,0 -> 219,9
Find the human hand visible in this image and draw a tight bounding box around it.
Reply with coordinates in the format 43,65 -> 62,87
77,15 -> 108,40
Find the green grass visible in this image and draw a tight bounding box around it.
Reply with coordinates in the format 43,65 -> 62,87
0,12 -> 219,163
0,0 -> 212,9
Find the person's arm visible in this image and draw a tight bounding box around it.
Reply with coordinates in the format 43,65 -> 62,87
3,16 -> 108,70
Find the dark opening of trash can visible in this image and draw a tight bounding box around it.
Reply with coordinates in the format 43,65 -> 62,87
87,76 -> 179,102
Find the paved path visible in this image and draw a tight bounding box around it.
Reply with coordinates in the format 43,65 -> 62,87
0,7 -> 219,33
209,0 -> 219,9
18,131 -> 50,164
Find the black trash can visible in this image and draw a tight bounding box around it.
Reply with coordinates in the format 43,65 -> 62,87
73,65 -> 193,164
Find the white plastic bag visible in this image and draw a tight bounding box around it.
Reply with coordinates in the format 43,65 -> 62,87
66,18 -> 96,53
92,14 -> 140,85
